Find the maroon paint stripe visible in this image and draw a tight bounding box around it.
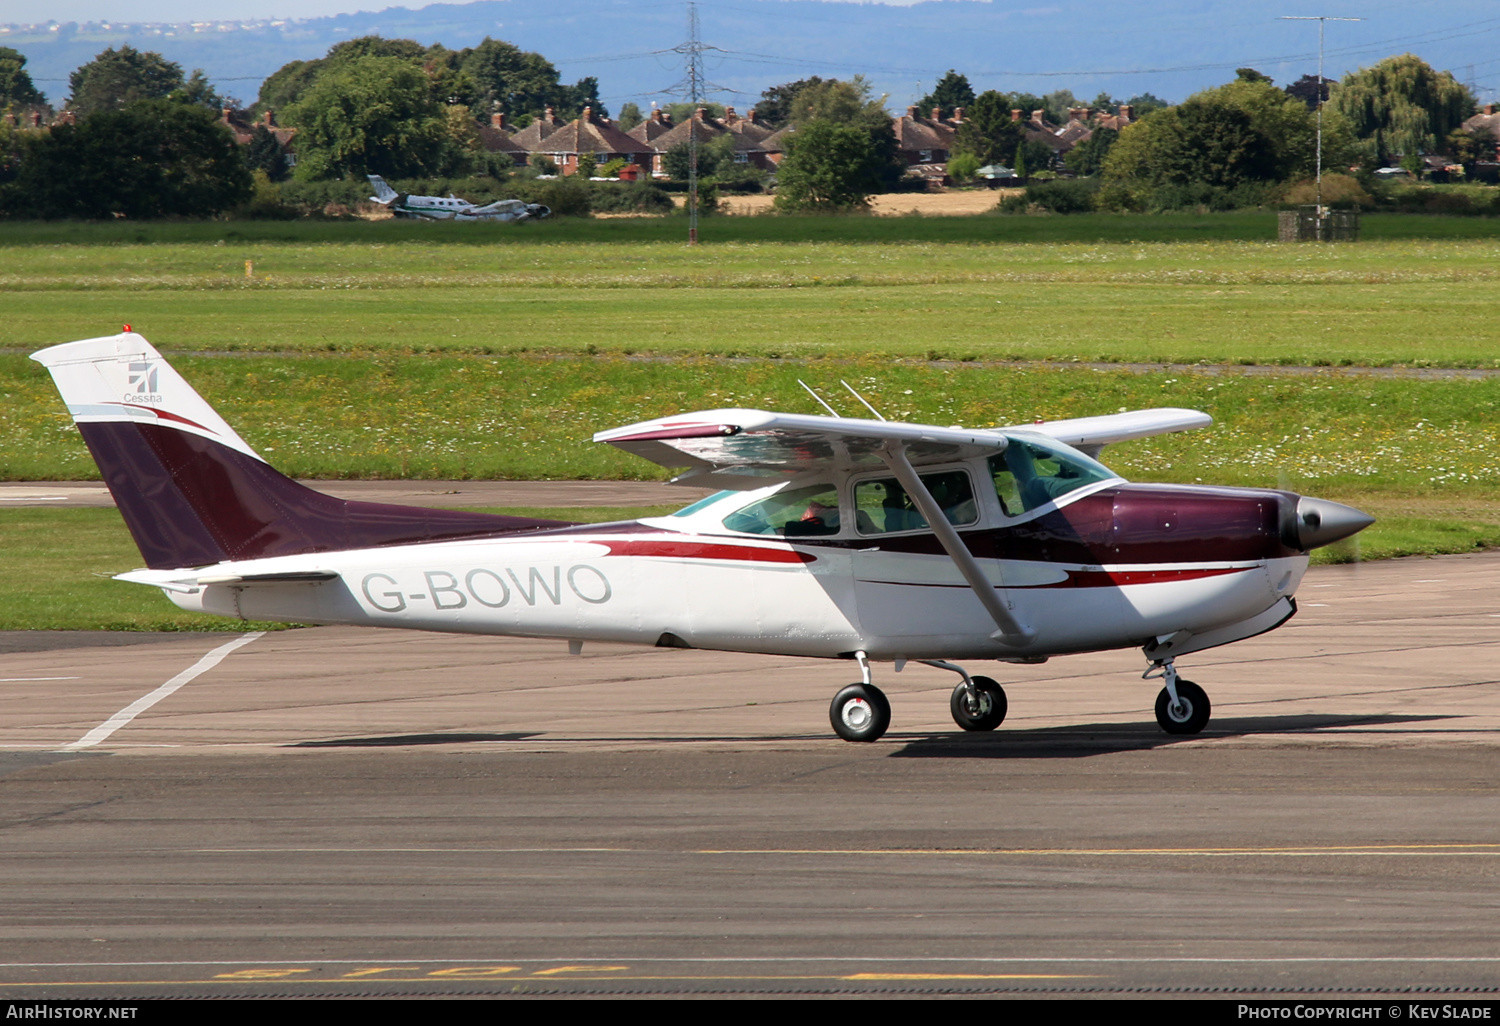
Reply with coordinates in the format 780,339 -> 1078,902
600,539 -> 814,564
1050,566 -> 1252,588
610,424 -> 738,441
860,566 -> 1254,590
103,402 -> 217,436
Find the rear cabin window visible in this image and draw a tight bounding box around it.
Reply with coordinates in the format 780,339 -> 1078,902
853,470 -> 977,535
722,484 -> 842,537
990,440 -> 1117,516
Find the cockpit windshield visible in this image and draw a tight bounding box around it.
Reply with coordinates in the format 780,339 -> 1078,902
671,490 -> 737,518
721,483 -> 842,537
990,437 -> 1119,516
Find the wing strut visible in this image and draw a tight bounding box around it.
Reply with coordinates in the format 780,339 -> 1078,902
877,442 -> 1036,647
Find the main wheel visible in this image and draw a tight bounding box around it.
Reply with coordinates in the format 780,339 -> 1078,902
1154,679 -> 1210,735
950,675 -> 1007,732
830,683 -> 892,742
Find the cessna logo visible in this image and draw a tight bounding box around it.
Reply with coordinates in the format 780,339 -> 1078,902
360,565 -> 613,614
123,361 -> 163,404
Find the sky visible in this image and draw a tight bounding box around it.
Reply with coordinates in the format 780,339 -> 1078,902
6,1 -> 428,20
4,0 -> 923,24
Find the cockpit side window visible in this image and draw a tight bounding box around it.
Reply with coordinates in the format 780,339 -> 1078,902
853,470 -> 977,535
721,483 -> 842,537
990,439 -> 1117,516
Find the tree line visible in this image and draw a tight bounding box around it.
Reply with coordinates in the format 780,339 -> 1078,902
0,35 -> 1493,219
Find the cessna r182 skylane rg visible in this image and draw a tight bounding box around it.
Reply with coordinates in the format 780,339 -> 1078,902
33,333 -> 1374,743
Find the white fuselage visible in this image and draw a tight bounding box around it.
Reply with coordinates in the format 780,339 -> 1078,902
162,523 -> 1306,662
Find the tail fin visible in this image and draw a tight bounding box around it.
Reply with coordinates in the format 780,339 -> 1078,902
32,333 -> 572,570
367,174 -> 397,204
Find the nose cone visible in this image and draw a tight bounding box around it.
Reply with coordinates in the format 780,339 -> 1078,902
1295,496 -> 1375,550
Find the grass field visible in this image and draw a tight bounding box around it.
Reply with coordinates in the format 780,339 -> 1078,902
2,211 -> 1498,628
4,234 -> 1499,367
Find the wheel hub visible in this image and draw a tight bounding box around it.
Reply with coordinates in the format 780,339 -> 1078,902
841,698 -> 872,730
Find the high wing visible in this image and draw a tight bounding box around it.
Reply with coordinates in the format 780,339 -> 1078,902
1023,408 -> 1213,458
595,406 -> 1211,487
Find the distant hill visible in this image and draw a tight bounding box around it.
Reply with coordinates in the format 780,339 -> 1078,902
5,0 -> 1496,112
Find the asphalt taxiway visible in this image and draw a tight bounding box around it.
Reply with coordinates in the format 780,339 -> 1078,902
1,551 -> 1499,997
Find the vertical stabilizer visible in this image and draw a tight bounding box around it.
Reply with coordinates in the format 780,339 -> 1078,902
32,333 -> 573,570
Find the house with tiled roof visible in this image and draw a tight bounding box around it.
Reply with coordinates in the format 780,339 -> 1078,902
507,107 -> 566,153
627,107 -> 677,149
517,106 -> 648,176
476,111 -> 529,163
891,106 -> 960,166
638,107 -> 776,176
1461,104 -> 1500,153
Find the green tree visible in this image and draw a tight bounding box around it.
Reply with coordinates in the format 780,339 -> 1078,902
953,90 -> 1024,165
1192,75 -> 1335,180
662,134 -> 735,181
786,76 -> 889,131
256,60 -> 321,115
1332,54 -> 1475,165
753,77 -> 823,128
617,102 -> 643,131
460,38 -> 593,122
1124,92 -> 1170,116
1064,126 -> 1119,175
773,121 -> 884,212
0,47 -> 46,107
3,99 -> 250,218
244,123 -> 290,181
284,56 -> 450,180
1042,89 -> 1079,125
919,70 -> 974,118
665,101 -> 726,124
68,46 -> 187,118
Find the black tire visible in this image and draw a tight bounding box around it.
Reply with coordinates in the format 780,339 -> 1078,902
830,683 -> 892,742
1154,679 -> 1210,735
950,675 -> 1007,731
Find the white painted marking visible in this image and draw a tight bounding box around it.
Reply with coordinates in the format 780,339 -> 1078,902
0,677 -> 81,682
0,496 -> 66,502
1415,579 -> 1446,583
1305,603 -> 1328,607
59,632 -> 264,751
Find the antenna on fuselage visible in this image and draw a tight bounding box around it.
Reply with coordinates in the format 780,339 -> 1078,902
798,379 -> 841,417
840,380 -> 886,422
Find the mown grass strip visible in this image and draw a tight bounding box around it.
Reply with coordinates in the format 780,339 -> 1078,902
5,354 -> 1498,501
0,211 -> 1497,247
4,279 -> 1498,368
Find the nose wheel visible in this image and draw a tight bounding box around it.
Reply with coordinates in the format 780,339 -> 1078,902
830,683 -> 891,742
1145,659 -> 1211,735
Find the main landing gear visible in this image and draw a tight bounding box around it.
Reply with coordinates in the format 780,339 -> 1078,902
828,653 -> 1009,743
1145,659 -> 1211,735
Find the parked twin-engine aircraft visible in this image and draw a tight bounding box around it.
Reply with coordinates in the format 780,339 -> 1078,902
34,332 -> 1373,742
367,175 -> 550,222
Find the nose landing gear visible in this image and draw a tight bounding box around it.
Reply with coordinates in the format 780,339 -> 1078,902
1145,659 -> 1211,734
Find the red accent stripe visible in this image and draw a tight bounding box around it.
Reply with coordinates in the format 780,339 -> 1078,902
600,539 -> 814,564
610,424 -> 738,441
859,566 -> 1254,591
1047,566 -> 1252,588
104,402 -> 216,436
